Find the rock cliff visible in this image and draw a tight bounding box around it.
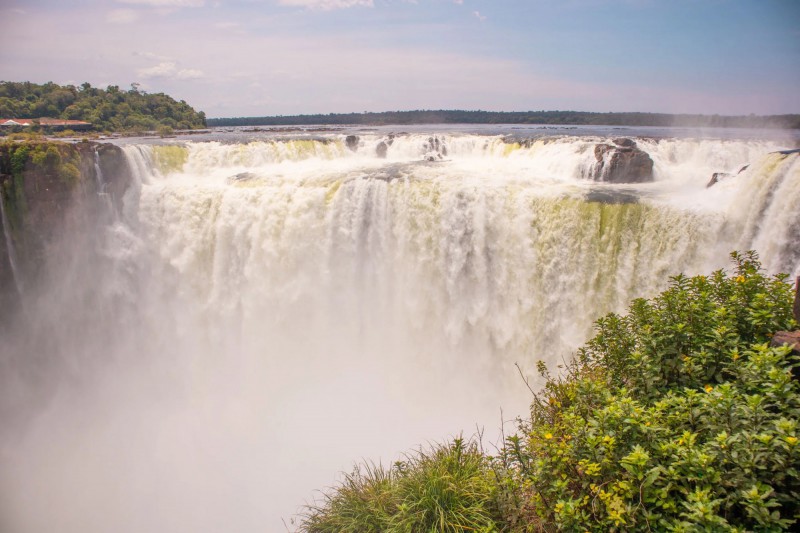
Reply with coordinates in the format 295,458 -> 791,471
0,140 -> 131,320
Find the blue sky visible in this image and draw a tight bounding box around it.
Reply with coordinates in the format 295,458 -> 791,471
1,0 -> 798,117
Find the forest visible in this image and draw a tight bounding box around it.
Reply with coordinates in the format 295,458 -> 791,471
0,81 -> 206,133
209,110 -> 800,129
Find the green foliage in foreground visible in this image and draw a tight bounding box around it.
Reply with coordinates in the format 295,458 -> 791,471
0,81 -> 206,132
301,252 -> 800,532
303,438 -> 502,532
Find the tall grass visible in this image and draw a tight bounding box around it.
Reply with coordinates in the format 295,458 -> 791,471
301,437 -> 503,532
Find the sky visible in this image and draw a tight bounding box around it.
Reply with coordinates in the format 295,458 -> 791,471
0,0 -> 798,118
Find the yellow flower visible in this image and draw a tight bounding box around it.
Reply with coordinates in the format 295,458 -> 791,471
704,384 -> 713,393
787,436 -> 798,446
735,275 -> 745,283
544,432 -> 553,440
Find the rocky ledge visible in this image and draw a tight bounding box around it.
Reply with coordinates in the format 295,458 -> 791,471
770,277 -> 800,362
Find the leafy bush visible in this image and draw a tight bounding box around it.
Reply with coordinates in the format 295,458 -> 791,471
503,251 -> 799,531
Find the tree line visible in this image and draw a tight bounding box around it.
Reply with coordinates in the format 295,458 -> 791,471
209,109 -> 800,129
0,81 -> 206,132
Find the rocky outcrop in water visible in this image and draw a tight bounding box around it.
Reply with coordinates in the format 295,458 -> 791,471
376,141 -> 388,159
423,135 -> 447,161
345,135 -> 359,152
707,165 -> 749,188
589,138 -> 654,183
707,149 -> 800,188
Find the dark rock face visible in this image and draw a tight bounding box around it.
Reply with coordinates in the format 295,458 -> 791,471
612,137 -> 637,149
0,141 -> 132,318
376,141 -> 388,159
795,276 -> 800,324
96,144 -> 133,213
771,331 -> 800,357
707,165 -> 749,188
589,138 -> 654,183
345,135 -> 359,152
769,278 -> 800,373
707,172 -> 734,188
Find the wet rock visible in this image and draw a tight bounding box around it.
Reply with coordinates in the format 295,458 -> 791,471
771,331 -> 800,357
376,141 -> 388,159
590,139 -> 654,183
96,144 -> 133,210
613,137 -> 637,149
345,135 -> 359,152
707,172 -> 733,188
228,172 -> 258,183
422,135 -> 447,161
706,164 -> 749,188
795,276 -> 800,323
770,278 -> 800,367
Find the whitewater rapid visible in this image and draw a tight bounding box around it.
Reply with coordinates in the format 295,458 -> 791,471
1,131 -> 798,533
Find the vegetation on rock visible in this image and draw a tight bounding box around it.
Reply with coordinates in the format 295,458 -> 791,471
0,81 -> 206,133
301,252 -> 800,532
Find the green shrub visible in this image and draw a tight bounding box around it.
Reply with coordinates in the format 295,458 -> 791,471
504,251 -> 799,531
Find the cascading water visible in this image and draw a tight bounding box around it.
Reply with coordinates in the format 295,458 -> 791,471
0,193 -> 22,296
1,130 -> 798,533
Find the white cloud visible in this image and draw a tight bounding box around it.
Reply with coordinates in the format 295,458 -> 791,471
138,61 -> 178,78
137,61 -> 204,80
107,9 -> 140,23
472,10 -> 486,21
117,0 -> 204,7
278,0 -> 374,11
453,0 -> 463,4
176,68 -> 205,80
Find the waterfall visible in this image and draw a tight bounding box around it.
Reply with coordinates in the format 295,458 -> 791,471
0,192 -> 22,296
93,148 -> 115,221
1,133 -> 797,533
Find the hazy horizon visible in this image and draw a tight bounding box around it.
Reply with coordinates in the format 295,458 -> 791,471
204,108 -> 800,120
1,1 -> 798,118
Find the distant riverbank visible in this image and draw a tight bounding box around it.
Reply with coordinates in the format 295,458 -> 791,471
207,109 -> 800,129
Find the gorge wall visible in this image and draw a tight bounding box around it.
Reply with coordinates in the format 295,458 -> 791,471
0,141 -> 131,318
